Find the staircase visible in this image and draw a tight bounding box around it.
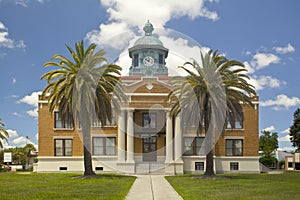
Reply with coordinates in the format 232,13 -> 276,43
135,162 -> 165,174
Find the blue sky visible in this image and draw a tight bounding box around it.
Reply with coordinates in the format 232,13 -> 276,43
0,0 -> 299,152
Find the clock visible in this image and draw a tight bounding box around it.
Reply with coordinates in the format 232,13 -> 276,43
143,56 -> 154,67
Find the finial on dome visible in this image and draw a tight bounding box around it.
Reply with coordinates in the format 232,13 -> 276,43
143,20 -> 154,36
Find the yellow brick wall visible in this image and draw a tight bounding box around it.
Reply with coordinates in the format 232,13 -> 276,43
38,78 -> 258,158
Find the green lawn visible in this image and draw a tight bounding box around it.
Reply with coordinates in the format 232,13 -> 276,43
166,172 -> 300,200
0,172 -> 135,200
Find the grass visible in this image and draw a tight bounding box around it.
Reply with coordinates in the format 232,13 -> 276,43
166,172 -> 300,200
0,172 -> 136,200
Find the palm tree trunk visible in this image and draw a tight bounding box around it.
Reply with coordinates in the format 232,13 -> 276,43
204,106 -> 215,177
204,149 -> 215,176
82,120 -> 95,176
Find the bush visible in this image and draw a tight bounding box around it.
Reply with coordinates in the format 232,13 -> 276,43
260,156 -> 276,167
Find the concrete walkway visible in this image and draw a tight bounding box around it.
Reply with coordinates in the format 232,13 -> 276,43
126,175 -> 183,200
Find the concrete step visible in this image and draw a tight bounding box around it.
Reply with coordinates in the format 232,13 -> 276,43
136,163 -> 165,174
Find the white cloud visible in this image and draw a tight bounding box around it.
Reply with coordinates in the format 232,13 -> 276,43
19,91 -> 41,107
6,129 -> 18,138
86,0 -> 219,50
12,136 -> 27,145
2,0 -> 45,7
19,91 -> 42,118
251,53 -> 280,70
260,94 -> 300,110
86,22 -> 136,50
101,0 -> 218,26
12,112 -> 22,117
274,43 -> 295,54
278,146 -> 295,152
9,94 -> 19,99
243,61 -> 255,74
12,77 -> 16,84
262,125 -> 275,132
27,108 -> 38,118
280,128 -> 290,134
278,135 -> 291,142
249,75 -> 286,90
0,21 -> 26,49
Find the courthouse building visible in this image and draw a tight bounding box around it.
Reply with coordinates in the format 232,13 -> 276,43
36,21 -> 260,174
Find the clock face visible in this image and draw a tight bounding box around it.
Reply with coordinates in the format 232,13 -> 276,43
143,56 -> 154,67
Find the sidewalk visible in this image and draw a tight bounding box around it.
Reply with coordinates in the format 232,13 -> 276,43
126,175 -> 183,200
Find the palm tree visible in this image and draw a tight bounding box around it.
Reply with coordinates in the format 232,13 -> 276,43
41,41 -> 124,176
167,50 -> 256,176
0,118 -> 9,148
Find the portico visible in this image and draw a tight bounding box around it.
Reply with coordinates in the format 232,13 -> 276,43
115,104 -> 183,174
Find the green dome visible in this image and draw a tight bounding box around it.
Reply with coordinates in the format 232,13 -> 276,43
133,20 -> 164,46
134,35 -> 164,46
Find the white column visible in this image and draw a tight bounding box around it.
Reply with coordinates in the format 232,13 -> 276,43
117,110 -> 126,163
174,113 -> 183,162
127,109 -> 135,163
165,110 -> 173,163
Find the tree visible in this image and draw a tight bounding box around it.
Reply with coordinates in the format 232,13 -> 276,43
1,144 -> 36,169
0,118 -> 9,148
259,130 -> 278,167
167,50 -> 256,176
41,41 -> 124,176
290,108 -> 300,151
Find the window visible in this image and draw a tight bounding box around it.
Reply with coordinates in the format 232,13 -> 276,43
134,54 -> 139,67
226,117 -> 243,129
54,111 -> 73,129
159,54 -> 163,65
55,139 -> 72,156
184,137 -> 204,155
226,139 -> 243,156
142,113 -> 156,129
230,162 -> 239,170
93,137 -> 116,156
92,111 -> 116,127
288,162 -> 293,168
195,162 -> 204,171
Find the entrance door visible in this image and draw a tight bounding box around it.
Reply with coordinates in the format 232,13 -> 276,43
143,136 -> 157,162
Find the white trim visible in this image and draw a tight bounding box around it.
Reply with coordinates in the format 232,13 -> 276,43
183,134 -> 205,137
38,100 -> 48,104
91,134 -> 117,137
53,136 -> 74,139
126,93 -> 168,96
224,136 -> 245,140
225,128 -> 245,131
53,128 -> 74,131
217,156 -> 259,159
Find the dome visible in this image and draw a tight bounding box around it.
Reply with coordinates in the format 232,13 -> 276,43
133,20 -> 164,47
129,21 -> 168,57
134,35 -> 164,46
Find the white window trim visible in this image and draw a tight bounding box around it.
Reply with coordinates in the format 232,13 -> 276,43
53,136 -> 74,139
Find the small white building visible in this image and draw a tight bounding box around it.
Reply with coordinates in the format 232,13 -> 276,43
285,153 -> 300,170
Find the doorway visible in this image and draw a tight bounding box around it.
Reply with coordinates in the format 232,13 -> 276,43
143,136 -> 157,162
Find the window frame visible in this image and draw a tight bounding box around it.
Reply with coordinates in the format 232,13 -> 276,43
158,54 -> 163,65
142,113 -> 157,129
133,54 -> 139,67
226,139 -> 243,156
230,162 -> 239,170
195,162 -> 204,171
92,110 -> 116,127
92,137 -> 116,156
226,117 -> 243,129
183,137 -> 204,156
54,139 -> 73,156
54,111 -> 74,129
